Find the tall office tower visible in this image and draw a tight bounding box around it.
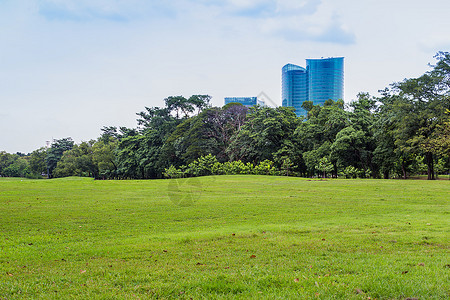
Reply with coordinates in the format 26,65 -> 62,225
282,57 -> 344,117
306,57 -> 344,107
281,64 -> 308,116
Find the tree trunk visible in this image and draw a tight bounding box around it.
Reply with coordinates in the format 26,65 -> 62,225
425,152 -> 435,180
402,161 -> 407,179
383,170 -> 389,179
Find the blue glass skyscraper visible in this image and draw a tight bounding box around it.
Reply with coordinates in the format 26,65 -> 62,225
282,57 -> 344,117
282,64 -> 308,116
306,57 -> 344,107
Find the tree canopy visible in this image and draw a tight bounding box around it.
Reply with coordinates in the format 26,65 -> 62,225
1,53 -> 449,180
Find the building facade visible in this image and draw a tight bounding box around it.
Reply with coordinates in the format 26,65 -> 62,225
282,57 -> 344,117
224,97 -> 265,107
281,64 -> 308,116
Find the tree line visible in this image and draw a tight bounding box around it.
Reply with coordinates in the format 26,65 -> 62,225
1,52 -> 449,180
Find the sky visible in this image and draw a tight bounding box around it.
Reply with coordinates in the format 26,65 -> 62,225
1,0 -> 450,153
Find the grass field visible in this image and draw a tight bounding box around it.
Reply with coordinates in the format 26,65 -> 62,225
0,176 -> 448,299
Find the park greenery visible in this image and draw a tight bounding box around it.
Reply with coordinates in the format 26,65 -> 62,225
1,53 -> 449,299
1,52 -> 449,180
0,176 -> 448,298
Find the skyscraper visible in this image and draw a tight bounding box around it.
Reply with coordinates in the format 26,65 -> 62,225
282,57 -> 344,117
281,64 -> 308,116
306,57 -> 344,107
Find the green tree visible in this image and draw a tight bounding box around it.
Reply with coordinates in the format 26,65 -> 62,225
0,151 -> 14,176
227,106 -> 299,164
122,95 -> 212,179
164,95 -> 211,120
188,94 -> 212,114
28,147 -> 48,177
165,104 -> 248,165
389,53 -> 450,179
317,156 -> 334,178
92,140 -> 118,179
5,159 -> 29,177
116,134 -> 146,179
429,109 -> 450,157
295,99 -> 349,176
374,91 -> 415,179
0,151 -> 41,178
279,156 -> 295,176
99,126 -> 122,143
331,126 -> 366,171
303,142 -> 332,177
45,138 -> 74,178
347,93 -> 378,177
53,141 -> 97,178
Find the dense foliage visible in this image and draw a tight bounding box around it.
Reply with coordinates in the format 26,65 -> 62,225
1,53 -> 449,180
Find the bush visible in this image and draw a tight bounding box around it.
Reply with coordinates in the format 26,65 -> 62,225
220,161 -> 253,175
254,160 -> 278,175
343,166 -> 358,179
163,155 -> 279,178
163,165 -> 184,179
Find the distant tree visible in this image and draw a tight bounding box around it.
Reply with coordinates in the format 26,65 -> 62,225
374,91 -> 414,179
28,147 -> 47,176
205,104 -> 248,158
45,138 -> 74,178
429,109 -> 450,157
165,116 -> 212,166
389,53 -> 450,179
317,156 -> 334,178
278,156 -> 295,176
114,95 -> 214,179
295,99 -> 349,176
189,94 -> 212,114
164,104 -> 248,165
133,105 -> 181,178
92,140 -> 118,179
53,141 -> 97,178
0,151 -> 35,178
165,96 -> 187,119
0,151 -> 14,176
331,126 -> 366,172
116,133 -> 146,179
2,156 -> 30,178
303,142 -> 332,177
99,126 -> 121,143
227,106 -> 299,164
347,93 -> 378,177
301,100 -> 315,116
136,107 -> 177,133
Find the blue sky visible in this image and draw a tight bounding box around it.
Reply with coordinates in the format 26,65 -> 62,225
1,0 -> 450,153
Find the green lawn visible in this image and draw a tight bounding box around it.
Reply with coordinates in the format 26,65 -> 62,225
0,176 -> 448,299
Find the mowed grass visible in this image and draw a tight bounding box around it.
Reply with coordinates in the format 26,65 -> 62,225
0,176 -> 448,299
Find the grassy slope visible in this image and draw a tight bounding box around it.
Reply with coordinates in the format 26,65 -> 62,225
0,176 -> 448,299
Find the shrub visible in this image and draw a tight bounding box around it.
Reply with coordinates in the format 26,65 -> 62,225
163,155 -> 278,178
163,165 -> 184,179
254,160 -> 278,175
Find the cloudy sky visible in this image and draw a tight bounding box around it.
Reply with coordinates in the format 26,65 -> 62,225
1,0 -> 449,153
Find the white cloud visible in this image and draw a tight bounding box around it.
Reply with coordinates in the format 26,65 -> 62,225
33,0 -> 354,44
195,0 -> 354,44
223,0 -> 320,16
275,0 -> 321,15
37,0 -> 176,21
259,1 -> 354,44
